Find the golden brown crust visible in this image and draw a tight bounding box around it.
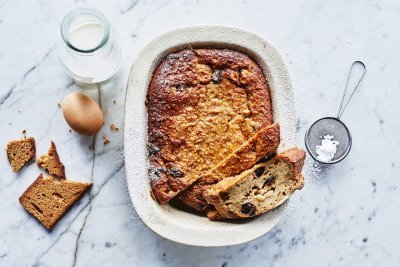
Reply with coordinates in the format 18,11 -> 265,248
179,123 -> 280,211
36,141 -> 66,179
147,48 -> 273,204
278,147 -> 306,177
194,49 -> 272,126
150,177 -> 190,204
6,137 -> 36,172
19,174 -> 92,230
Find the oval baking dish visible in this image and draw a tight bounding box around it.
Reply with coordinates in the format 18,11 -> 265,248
124,26 -> 296,247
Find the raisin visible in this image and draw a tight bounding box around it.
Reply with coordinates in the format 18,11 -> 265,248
254,166 -> 265,177
263,175 -> 276,188
257,157 -> 268,164
211,69 -> 222,83
220,192 -> 230,201
176,85 -> 186,91
256,153 -> 276,164
148,145 -> 161,156
168,168 -> 184,178
148,167 -> 164,179
241,202 -> 256,216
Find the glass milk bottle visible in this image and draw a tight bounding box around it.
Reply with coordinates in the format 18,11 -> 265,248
58,8 -> 122,84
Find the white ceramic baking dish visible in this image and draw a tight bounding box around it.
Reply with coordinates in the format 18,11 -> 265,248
124,26 -> 296,246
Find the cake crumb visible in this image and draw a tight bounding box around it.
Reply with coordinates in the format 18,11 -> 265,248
110,123 -> 120,132
69,129 -> 72,133
103,135 -> 110,145
113,100 -> 116,104
22,130 -> 26,135
57,103 -> 61,108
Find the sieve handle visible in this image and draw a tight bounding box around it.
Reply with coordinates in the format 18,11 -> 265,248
337,61 -> 366,119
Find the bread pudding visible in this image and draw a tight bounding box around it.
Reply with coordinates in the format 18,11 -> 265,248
146,47 -> 305,220
147,48 -> 273,204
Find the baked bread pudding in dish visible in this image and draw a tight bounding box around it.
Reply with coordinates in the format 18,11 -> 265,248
146,48 -> 305,220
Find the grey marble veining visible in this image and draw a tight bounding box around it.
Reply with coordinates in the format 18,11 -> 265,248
0,0 -> 399,266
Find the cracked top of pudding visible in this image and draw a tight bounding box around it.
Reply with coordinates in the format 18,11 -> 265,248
146,48 -> 273,204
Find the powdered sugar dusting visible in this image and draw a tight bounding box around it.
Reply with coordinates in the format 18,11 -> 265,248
124,26 -> 297,246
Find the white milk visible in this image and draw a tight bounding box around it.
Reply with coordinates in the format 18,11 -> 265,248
59,9 -> 122,84
68,22 -> 105,51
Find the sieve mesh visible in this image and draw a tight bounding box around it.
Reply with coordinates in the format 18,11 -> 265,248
305,117 -> 352,163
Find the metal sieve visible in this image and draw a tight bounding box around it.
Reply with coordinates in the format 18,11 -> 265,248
305,61 -> 366,164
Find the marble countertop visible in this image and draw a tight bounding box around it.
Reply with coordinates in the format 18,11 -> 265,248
1,0 -> 399,266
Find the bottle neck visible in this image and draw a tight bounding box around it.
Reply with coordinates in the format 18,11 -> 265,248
61,8 -> 110,54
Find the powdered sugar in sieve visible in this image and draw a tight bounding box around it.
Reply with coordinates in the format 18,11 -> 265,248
305,61 -> 366,164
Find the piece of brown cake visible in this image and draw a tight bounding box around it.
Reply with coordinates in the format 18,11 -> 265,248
6,137 -> 36,172
37,141 -> 65,179
204,148 -> 306,219
19,174 -> 92,230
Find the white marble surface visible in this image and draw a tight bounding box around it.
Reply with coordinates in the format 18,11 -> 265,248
0,0 -> 399,266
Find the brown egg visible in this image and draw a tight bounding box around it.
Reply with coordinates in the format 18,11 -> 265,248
62,92 -> 104,135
